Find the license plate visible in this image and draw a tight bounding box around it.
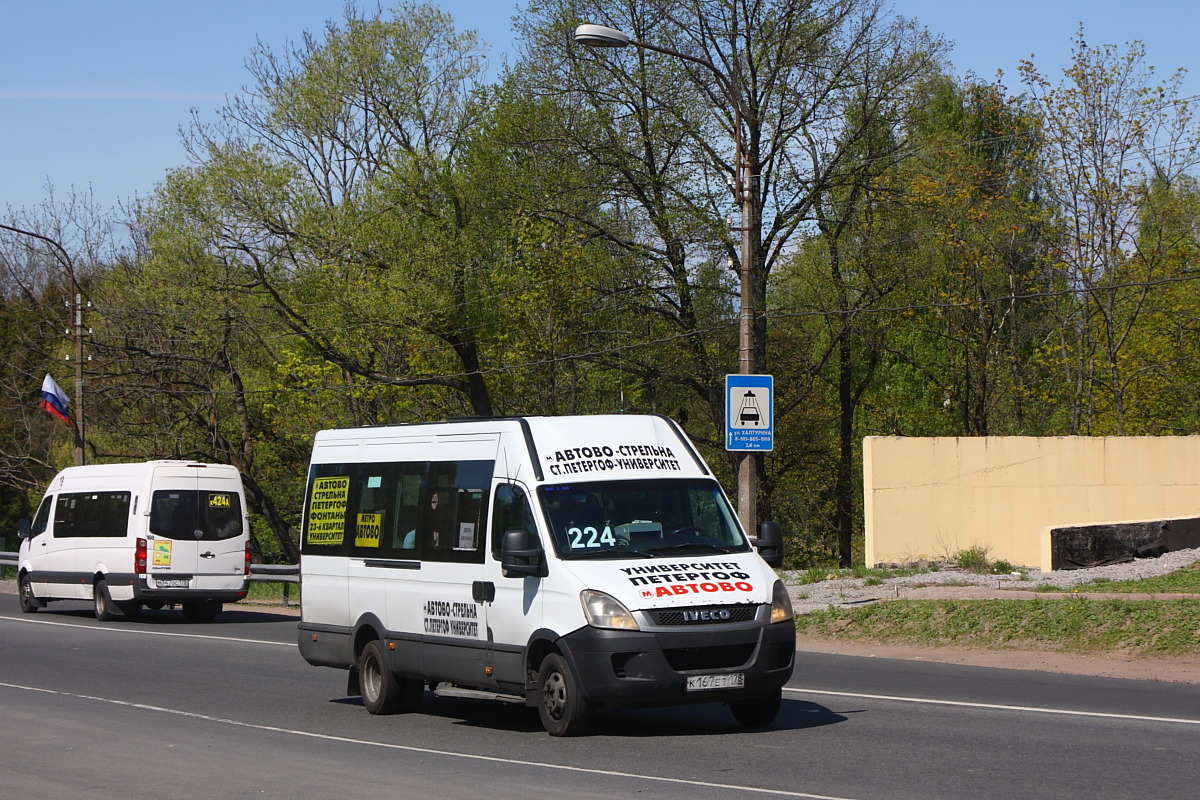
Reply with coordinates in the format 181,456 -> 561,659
686,673 -> 745,692
155,578 -> 190,588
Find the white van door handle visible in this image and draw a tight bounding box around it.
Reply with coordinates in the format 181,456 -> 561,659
200,551 -> 216,559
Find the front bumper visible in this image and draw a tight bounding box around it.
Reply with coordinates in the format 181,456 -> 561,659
555,619 -> 795,708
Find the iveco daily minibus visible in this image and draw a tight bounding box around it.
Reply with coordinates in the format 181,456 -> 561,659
17,461 -> 251,622
297,414 -> 794,736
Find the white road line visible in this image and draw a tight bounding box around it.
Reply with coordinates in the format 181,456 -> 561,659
0,681 -> 862,800
786,687 -> 1200,726
0,614 -> 295,647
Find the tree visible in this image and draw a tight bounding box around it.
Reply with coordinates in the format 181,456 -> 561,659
1021,31 -> 1200,433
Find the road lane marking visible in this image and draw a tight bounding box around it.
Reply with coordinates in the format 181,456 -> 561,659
0,614 -> 295,647
786,687 -> 1200,726
0,680 -> 861,800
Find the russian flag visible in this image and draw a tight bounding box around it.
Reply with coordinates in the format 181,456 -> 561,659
40,373 -> 71,424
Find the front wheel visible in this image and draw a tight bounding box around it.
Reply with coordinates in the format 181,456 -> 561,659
728,687 -> 782,727
18,573 -> 41,613
537,653 -> 590,736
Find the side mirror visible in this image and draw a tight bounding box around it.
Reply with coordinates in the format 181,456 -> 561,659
17,518 -> 32,539
501,529 -> 546,578
752,521 -> 784,569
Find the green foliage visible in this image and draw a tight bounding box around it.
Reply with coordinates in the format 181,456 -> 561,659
4,7 -> 1200,574
954,546 -> 993,574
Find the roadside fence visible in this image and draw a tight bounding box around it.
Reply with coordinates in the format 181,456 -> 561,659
0,552 -> 300,607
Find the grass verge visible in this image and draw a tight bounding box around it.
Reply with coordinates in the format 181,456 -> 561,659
794,598 -> 1200,657
1037,561 -> 1200,594
244,580 -> 299,604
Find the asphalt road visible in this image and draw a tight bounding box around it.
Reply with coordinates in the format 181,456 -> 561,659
2,600 -> 1199,800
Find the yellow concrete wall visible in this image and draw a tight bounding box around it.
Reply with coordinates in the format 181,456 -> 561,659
863,436 -> 1200,571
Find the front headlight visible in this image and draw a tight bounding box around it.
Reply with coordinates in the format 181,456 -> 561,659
580,589 -> 640,630
770,579 -> 794,623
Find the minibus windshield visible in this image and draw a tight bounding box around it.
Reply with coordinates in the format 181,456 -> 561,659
538,479 -> 748,559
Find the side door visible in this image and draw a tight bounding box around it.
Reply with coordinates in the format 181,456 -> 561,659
483,481 -> 544,693
418,460 -> 492,686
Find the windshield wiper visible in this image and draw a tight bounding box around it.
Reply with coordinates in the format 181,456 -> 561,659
642,542 -> 737,556
560,548 -> 647,560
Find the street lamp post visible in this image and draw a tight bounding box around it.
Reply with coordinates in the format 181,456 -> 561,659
574,23 -> 759,536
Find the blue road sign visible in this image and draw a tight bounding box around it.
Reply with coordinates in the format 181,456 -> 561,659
726,374 -> 773,451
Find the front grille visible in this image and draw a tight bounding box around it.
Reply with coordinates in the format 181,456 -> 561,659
648,604 -> 759,626
665,643 -> 755,671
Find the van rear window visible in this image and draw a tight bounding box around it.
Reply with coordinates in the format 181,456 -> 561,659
149,490 -> 244,541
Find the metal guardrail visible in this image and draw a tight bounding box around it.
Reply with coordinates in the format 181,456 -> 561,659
0,551 -> 299,606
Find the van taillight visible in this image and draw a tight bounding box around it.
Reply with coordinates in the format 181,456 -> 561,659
135,538 -> 147,574
244,541 -> 251,575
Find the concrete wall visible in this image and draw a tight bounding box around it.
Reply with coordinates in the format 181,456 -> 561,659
863,436 -> 1200,571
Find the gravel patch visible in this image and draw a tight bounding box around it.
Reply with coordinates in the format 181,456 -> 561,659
781,547 -> 1200,615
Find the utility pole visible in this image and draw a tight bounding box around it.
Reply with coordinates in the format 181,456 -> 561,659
67,291 -> 88,465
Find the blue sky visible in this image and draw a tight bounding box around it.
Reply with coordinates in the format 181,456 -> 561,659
1,1 -> 1195,215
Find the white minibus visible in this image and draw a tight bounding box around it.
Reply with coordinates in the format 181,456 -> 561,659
17,461 -> 251,622
298,415 -> 794,736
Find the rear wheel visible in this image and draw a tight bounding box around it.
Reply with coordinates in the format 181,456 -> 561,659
93,579 -> 116,621
728,687 -> 782,727
359,640 -> 422,715
18,573 -> 41,613
537,653 -> 590,736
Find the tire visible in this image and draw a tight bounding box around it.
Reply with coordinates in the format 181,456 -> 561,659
358,640 -> 422,715
18,573 -> 41,614
93,579 -> 116,622
728,687 -> 782,727
537,653 -> 590,737
182,601 -> 222,623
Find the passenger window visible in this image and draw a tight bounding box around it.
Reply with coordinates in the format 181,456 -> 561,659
490,484 -> 538,560
301,465 -> 352,557
353,474 -> 388,551
390,470 -> 424,554
55,492 -> 131,538
424,460 -> 492,564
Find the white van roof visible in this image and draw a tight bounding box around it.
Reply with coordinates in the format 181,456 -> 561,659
48,461 -> 240,491
311,415 -> 711,483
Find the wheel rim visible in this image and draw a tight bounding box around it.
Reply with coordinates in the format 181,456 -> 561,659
542,670 -> 567,720
94,587 -> 106,616
363,656 -> 381,704
21,577 -> 35,607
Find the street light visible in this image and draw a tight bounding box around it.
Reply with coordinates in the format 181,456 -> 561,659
574,23 -> 760,537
